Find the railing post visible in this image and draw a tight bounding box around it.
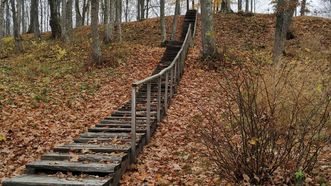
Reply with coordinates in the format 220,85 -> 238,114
146,82 -> 151,142
157,77 -> 161,122
164,71 -> 169,112
170,66 -> 174,97
131,86 -> 137,162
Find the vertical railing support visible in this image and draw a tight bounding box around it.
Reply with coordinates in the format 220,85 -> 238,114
170,66 -> 174,97
157,77 -> 161,122
146,82 -> 151,142
131,86 -> 137,162
164,71 -> 169,113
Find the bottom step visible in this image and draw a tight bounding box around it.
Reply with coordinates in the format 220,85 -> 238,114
2,174 -> 111,186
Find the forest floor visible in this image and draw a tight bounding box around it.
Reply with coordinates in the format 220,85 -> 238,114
121,13 -> 331,185
0,16 -> 183,183
1,12 -> 331,186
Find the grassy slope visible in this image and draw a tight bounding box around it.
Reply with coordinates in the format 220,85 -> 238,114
121,13 -> 331,185
0,16 -> 184,182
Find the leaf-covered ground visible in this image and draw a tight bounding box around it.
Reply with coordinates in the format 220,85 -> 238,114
0,16 -> 183,183
121,13 -> 331,185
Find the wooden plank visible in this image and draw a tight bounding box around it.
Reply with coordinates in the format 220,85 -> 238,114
26,160 -> 119,174
88,127 -> 146,133
54,143 -> 130,153
41,152 -> 126,163
74,135 -> 143,143
2,174 -> 111,186
80,132 -> 134,138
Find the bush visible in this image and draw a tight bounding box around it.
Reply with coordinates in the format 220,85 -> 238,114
194,62 -> 331,185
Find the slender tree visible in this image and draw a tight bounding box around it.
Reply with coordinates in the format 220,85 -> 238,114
61,0 -> 69,42
5,0 -> 11,35
0,0 -> 6,39
300,0 -> 307,15
160,0 -> 166,44
49,0 -> 62,39
273,0 -> 298,63
66,0 -> 73,36
11,0 -> 23,52
238,0 -> 242,11
245,0 -> 249,12
75,0 -> 83,27
171,0 -> 180,40
110,0 -> 115,40
115,0 -> 122,41
21,0 -> 26,33
28,0 -> 41,38
91,0 -> 102,65
200,0 -> 218,57
104,0 -> 111,43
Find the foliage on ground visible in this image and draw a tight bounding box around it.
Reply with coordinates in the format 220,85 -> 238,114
121,13 -> 331,185
0,15 -> 183,183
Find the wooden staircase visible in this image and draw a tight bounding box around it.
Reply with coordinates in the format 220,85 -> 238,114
2,10 -> 197,186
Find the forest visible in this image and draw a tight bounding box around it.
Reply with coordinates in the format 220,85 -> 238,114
0,0 -> 331,185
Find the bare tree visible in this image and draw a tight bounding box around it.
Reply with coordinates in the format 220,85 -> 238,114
28,0 -> 41,38
5,0 -> 11,35
238,0 -> 242,11
200,0 -> 218,57
91,0 -> 102,65
300,0 -> 307,15
0,0 -> 6,39
75,0 -> 82,27
66,0 -> 73,36
273,0 -> 298,63
49,0 -> 62,39
104,0 -> 111,43
160,0 -> 166,44
11,0 -> 23,52
115,0 -> 122,42
171,0 -> 180,41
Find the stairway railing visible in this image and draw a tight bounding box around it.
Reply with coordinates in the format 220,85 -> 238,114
130,13 -> 197,161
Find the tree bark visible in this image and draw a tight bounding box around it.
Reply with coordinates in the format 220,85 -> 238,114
300,0 -> 306,16
273,0 -> 297,63
160,0 -> 166,44
245,0 -> 249,12
75,0 -> 83,27
5,0 -> 11,35
28,0 -> 41,38
238,0 -> 242,11
48,0 -> 62,39
104,0 -> 110,43
115,0 -> 122,42
11,0 -> 23,52
66,0 -> 73,35
91,0 -> 102,65
200,0 -> 218,57
0,0 -> 6,38
110,0 -> 115,40
61,0 -> 69,42
21,0 -> 26,33
140,0 -> 145,19
171,0 -> 180,41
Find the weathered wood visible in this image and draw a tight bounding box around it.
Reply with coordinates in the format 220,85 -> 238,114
41,152 -> 126,162
88,127 -> 147,133
2,174 -> 111,186
26,160 -> 120,174
54,143 -> 130,153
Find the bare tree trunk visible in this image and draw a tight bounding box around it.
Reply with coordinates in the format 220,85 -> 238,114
48,0 -> 62,39
21,0 -> 26,33
115,0 -> 122,42
200,0 -> 218,57
171,0 -> 180,41
6,1 -> 11,35
61,0 -> 69,42
17,0 -> 21,34
110,0 -> 115,41
160,0 -> 166,44
146,0 -> 149,18
91,0 -> 102,65
300,0 -> 306,16
125,0 -> 128,22
245,0 -> 248,12
75,0 -> 83,27
140,0 -> 145,19
0,0 -> 6,38
187,0 -> 189,11
273,0 -> 297,63
40,0 -> 43,32
28,0 -> 41,38
104,0 -> 110,43
238,0 -> 242,11
11,0 -> 23,52
66,0 -> 73,36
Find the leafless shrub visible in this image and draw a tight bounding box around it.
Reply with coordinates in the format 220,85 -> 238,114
194,62 -> 331,184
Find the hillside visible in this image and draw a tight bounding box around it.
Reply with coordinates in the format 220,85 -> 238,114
121,13 -> 331,185
0,16 -> 183,182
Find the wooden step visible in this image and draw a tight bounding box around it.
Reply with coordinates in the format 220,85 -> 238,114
54,143 -> 130,153
80,132 -> 144,138
88,127 -> 146,133
26,160 -> 120,174
41,152 -> 126,163
2,174 -> 111,186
